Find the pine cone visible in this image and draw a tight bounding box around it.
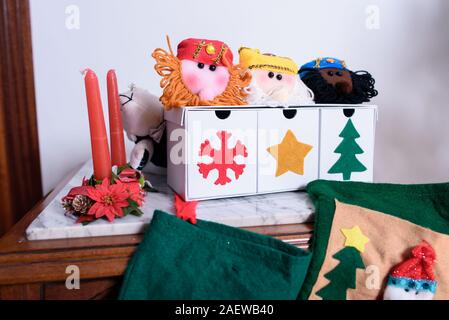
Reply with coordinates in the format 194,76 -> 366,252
62,199 -> 73,212
72,195 -> 93,214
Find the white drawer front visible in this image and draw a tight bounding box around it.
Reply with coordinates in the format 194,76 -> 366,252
319,107 -> 375,182
258,108 -> 319,193
186,110 -> 257,200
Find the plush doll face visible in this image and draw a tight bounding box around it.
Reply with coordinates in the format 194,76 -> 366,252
299,58 -> 378,104
383,241 -> 437,301
251,69 -> 297,102
318,68 -> 353,94
119,86 -> 164,137
181,60 -> 230,101
152,38 -> 251,110
239,48 -> 314,106
383,282 -> 434,300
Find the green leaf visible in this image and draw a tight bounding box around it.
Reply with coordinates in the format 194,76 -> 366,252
127,198 -> 139,208
143,182 -> 158,193
123,206 -> 131,216
123,204 -> 143,217
123,198 -> 144,217
130,207 -> 144,217
88,175 -> 96,186
88,175 -> 103,186
110,171 -> 119,184
116,164 -> 131,175
139,175 -> 145,188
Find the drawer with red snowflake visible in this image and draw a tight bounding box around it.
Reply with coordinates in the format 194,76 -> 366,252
165,105 -> 377,201
165,107 -> 257,201
319,106 -> 377,182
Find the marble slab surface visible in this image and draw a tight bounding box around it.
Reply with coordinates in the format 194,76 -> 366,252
26,162 -> 314,241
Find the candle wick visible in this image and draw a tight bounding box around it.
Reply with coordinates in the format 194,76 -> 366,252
80,68 -> 92,76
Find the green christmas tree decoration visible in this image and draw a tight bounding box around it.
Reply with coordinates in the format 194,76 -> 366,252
328,119 -> 367,180
316,246 -> 365,300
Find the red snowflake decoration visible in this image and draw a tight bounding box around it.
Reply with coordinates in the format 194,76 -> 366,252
197,131 -> 248,186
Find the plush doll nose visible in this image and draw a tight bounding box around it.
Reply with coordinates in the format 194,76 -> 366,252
335,81 -> 352,94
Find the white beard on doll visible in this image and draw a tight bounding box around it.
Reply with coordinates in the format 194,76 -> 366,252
383,284 -> 435,300
244,76 -> 314,107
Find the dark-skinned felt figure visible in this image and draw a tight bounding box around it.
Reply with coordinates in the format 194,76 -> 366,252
299,58 -> 378,104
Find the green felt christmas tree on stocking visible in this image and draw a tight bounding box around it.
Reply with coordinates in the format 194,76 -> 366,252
317,226 -> 368,300
328,119 -> 367,180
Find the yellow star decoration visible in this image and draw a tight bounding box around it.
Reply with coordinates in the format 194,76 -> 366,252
267,130 -> 313,177
341,226 -> 370,253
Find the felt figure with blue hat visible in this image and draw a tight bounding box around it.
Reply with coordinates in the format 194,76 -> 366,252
299,57 -> 378,104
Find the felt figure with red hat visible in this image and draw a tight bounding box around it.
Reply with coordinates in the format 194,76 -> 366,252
239,47 -> 314,106
299,57 -> 378,104
152,37 -> 251,110
383,241 -> 437,300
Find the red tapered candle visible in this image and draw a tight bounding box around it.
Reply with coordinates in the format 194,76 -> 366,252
107,70 -> 127,167
84,69 -> 111,180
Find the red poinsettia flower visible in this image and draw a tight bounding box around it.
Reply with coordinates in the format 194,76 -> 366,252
123,181 -> 145,206
118,168 -> 141,183
82,177 -> 90,186
87,179 -> 129,222
76,214 -> 96,224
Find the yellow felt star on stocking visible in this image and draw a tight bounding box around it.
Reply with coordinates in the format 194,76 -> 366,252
267,130 -> 313,177
341,226 -> 370,253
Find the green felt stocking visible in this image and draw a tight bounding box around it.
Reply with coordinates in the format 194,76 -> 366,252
119,210 -> 312,300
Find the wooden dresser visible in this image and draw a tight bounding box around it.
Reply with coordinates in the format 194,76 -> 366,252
0,168 -> 313,300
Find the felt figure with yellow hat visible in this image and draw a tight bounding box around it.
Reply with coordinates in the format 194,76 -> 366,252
152,37 -> 251,110
239,47 -> 314,106
299,57 -> 378,104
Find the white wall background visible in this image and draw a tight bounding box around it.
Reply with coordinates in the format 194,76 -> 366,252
30,0 -> 449,194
